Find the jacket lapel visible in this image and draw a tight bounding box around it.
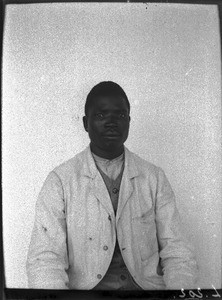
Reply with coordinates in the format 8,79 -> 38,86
116,147 -> 140,223
82,146 -> 114,215
93,173 -> 114,214
81,145 -> 140,218
116,173 -> 133,223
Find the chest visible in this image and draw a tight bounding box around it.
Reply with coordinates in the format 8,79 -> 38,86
65,173 -> 155,235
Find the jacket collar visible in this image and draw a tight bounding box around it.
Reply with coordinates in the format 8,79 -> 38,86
81,145 -> 140,179
81,145 -> 140,219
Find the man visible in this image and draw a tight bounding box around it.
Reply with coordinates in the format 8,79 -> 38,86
26,81 -> 198,290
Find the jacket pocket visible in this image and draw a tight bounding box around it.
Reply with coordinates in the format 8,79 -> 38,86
132,207 -> 154,223
142,251 -> 164,279
132,208 -> 158,262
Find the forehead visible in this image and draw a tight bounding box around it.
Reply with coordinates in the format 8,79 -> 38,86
90,96 -> 128,111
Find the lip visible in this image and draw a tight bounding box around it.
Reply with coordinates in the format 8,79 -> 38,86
103,135 -> 120,139
103,131 -> 121,137
102,133 -> 121,139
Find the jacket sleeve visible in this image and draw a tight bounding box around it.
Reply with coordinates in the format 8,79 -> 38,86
26,171 -> 69,289
155,168 -> 198,290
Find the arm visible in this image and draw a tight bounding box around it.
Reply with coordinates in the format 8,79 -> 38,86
155,168 -> 198,290
26,171 -> 69,289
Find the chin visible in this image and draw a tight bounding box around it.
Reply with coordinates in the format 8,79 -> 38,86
104,143 -> 122,152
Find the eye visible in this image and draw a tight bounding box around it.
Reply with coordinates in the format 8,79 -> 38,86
119,113 -> 126,118
95,113 -> 104,119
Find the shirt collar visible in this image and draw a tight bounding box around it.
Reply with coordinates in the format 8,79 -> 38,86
91,151 -> 124,165
82,145 -> 139,179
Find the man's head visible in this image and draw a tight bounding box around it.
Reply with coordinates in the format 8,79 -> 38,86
83,81 -> 131,159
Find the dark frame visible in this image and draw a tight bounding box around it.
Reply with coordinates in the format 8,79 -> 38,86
1,1 -> 222,299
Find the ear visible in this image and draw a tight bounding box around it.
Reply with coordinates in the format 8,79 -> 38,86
83,116 -> 88,132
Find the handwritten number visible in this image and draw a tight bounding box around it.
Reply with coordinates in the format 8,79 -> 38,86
212,285 -> 221,298
178,286 -> 221,299
179,289 -> 186,298
189,290 -> 203,299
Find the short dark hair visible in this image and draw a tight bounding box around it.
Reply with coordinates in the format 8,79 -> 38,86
85,81 -> 130,116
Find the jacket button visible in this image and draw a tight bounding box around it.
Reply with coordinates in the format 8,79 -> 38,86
120,274 -> 127,280
97,274 -> 102,279
108,215 -> 111,221
103,245 -> 108,251
112,188 -> 118,194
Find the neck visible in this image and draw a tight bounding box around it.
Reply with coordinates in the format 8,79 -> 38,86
90,143 -> 124,160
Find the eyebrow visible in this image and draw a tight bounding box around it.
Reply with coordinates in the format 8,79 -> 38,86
96,108 -> 128,112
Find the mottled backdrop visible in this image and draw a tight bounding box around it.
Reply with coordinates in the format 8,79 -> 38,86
3,3 -> 221,289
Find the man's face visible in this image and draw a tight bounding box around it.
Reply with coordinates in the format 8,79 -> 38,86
83,96 -> 130,157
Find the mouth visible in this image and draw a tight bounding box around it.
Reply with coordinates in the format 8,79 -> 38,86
102,134 -> 121,140
103,135 -> 120,139
102,131 -> 121,138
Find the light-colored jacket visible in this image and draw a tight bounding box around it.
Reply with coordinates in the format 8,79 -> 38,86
26,146 -> 198,290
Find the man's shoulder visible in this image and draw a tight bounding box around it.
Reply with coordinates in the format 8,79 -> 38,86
52,148 -> 87,177
126,149 -> 164,180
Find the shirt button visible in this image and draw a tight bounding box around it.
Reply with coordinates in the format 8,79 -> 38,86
112,188 -> 119,194
120,274 -> 127,280
108,215 -> 111,221
97,274 -> 102,279
103,245 -> 108,251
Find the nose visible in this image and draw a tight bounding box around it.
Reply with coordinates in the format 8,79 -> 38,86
104,114 -> 118,128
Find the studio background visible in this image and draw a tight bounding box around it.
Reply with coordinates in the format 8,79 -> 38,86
3,3 -> 221,289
